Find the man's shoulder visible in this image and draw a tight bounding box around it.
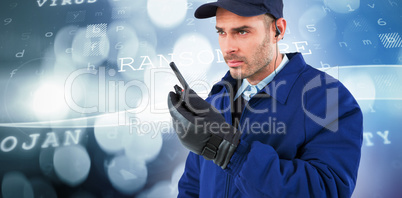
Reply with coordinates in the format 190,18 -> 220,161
283,53 -> 344,90
284,53 -> 357,105
295,61 -> 360,118
299,63 -> 349,93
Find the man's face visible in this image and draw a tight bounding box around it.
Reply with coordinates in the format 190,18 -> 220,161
216,8 -> 276,84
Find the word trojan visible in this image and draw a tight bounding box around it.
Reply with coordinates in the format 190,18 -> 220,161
0,130 -> 82,152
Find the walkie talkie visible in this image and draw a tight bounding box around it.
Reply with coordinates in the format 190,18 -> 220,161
169,62 -> 189,102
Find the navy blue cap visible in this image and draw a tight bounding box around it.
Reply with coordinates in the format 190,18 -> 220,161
195,0 -> 283,19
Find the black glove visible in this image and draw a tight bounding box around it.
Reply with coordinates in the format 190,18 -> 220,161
168,86 -> 241,169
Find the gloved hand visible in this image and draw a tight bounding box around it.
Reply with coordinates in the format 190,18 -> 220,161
168,86 -> 241,169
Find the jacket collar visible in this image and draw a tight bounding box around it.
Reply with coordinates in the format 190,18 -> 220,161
209,71 -> 239,97
209,53 -> 307,104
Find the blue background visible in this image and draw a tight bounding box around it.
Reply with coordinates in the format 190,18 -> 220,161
0,0 -> 401,197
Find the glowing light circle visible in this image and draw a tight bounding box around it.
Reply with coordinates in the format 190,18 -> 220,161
94,113 -> 130,154
1,172 -> 34,198
32,83 -> 70,120
54,25 -> 78,64
53,145 -> 91,187
298,5 -> 337,44
122,119 -> 163,162
172,33 -> 214,81
107,22 -> 139,63
107,155 -> 148,195
324,0 -> 360,14
39,148 -> 56,179
147,0 -> 187,28
146,181 -> 177,198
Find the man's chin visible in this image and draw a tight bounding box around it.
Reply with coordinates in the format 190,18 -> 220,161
229,69 -> 244,80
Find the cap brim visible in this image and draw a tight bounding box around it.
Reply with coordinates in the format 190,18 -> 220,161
194,1 -> 267,19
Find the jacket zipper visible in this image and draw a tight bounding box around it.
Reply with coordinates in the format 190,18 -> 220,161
224,84 -> 252,197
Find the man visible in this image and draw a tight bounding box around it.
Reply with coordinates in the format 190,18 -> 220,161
167,0 -> 363,197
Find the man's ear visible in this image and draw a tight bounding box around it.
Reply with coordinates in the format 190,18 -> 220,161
275,18 -> 287,40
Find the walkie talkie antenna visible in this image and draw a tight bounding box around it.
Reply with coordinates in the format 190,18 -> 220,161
169,62 -> 190,102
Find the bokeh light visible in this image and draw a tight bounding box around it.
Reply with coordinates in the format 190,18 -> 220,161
129,17 -> 158,49
107,155 -> 148,195
54,25 -> 78,65
1,172 -> 34,198
298,5 -> 337,45
122,121 -> 163,163
107,21 -> 140,63
139,181 -> 177,198
32,83 -> 69,121
94,113 -> 130,154
39,148 -> 57,180
323,0 -> 360,14
147,0 -> 188,28
53,145 -> 91,187
143,66 -> 177,112
172,33 -> 214,81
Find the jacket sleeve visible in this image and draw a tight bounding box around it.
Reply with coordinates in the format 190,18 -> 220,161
178,152 -> 201,197
224,81 -> 363,197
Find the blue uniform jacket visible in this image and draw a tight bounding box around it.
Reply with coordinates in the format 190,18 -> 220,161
178,53 -> 363,197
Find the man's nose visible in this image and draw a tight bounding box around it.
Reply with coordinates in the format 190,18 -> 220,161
221,36 -> 239,55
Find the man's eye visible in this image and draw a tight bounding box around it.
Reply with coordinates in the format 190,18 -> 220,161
217,31 -> 225,35
239,30 -> 248,35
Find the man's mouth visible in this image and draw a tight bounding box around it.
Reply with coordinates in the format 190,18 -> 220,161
227,60 -> 243,68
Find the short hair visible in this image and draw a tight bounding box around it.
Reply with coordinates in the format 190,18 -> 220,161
263,13 -> 276,32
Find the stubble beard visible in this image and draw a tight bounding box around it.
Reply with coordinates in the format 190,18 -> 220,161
225,35 -> 273,80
